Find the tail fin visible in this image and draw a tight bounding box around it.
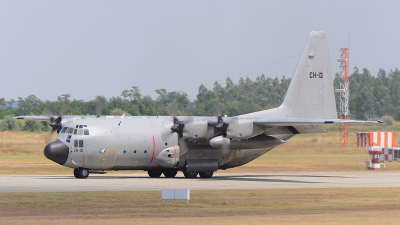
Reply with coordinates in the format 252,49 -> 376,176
243,31 -> 337,119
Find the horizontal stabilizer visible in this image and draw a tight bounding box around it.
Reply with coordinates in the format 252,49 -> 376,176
254,118 -> 384,126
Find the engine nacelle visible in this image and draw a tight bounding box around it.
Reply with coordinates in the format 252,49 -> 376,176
155,145 -> 180,168
226,119 -> 264,140
182,120 -> 208,140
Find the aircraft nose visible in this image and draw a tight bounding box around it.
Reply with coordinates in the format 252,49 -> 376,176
44,141 -> 69,165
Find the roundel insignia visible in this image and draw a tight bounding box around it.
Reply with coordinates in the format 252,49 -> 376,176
99,149 -> 106,154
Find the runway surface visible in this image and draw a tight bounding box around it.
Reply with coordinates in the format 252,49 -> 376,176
2,172 -> 400,192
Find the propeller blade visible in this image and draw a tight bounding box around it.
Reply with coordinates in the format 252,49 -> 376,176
213,102 -> 222,117
59,103 -> 68,117
43,105 -> 53,118
44,129 -> 56,144
160,126 -> 175,143
96,103 -> 104,118
168,103 -> 178,118
221,139 -> 230,154
178,138 -> 189,152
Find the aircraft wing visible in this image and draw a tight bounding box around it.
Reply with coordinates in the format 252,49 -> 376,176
14,116 -> 51,121
14,115 -> 87,121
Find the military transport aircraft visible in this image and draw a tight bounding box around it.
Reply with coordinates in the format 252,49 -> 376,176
15,31 -> 381,179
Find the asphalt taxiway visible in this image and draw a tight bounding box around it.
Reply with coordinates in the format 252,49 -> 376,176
1,172 -> 400,192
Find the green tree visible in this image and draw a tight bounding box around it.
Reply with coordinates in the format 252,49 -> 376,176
24,120 -> 44,132
0,116 -> 23,131
14,95 -> 43,116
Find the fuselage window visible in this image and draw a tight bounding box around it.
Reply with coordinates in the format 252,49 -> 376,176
395,150 -> 399,159
60,127 -> 68,133
84,129 -> 89,135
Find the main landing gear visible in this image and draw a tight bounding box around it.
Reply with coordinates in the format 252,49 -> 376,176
199,171 -> 214,178
182,168 -> 214,179
72,168 -> 214,179
74,168 -> 89,179
147,169 -> 214,178
147,170 -> 178,178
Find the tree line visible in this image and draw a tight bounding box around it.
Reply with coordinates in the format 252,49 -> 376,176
0,67 -> 399,131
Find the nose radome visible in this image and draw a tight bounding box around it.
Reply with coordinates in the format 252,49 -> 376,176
44,141 -> 69,165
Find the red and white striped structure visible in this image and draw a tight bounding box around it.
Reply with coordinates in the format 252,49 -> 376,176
357,132 -> 397,170
379,148 -> 400,162
356,132 -> 396,148
368,145 -> 383,170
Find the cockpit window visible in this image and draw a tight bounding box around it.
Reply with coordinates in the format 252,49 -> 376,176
71,125 -> 89,135
60,127 -> 68,133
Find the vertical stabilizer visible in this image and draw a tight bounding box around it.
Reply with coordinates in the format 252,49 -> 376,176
243,31 -> 337,119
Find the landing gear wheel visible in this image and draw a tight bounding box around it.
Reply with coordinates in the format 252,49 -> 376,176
199,171 -> 214,178
147,170 -> 162,178
163,170 -> 178,178
183,170 -> 198,178
74,168 -> 89,179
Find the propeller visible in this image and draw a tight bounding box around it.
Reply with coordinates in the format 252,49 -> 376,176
44,104 -> 68,143
213,102 -> 229,137
168,104 -> 188,151
211,102 -> 237,152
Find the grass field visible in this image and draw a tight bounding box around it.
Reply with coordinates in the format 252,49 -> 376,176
1,188 -> 400,224
1,125 -> 400,224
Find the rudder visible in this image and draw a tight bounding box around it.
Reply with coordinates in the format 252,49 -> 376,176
242,31 -> 337,119
279,31 -> 337,119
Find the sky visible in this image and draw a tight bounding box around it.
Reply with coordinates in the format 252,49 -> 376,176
1,0 -> 399,102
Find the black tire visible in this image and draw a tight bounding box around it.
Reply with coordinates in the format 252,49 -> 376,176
75,168 -> 89,179
183,171 -> 198,178
163,170 -> 178,178
73,168 -> 79,178
147,170 -> 162,178
199,171 -> 214,178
